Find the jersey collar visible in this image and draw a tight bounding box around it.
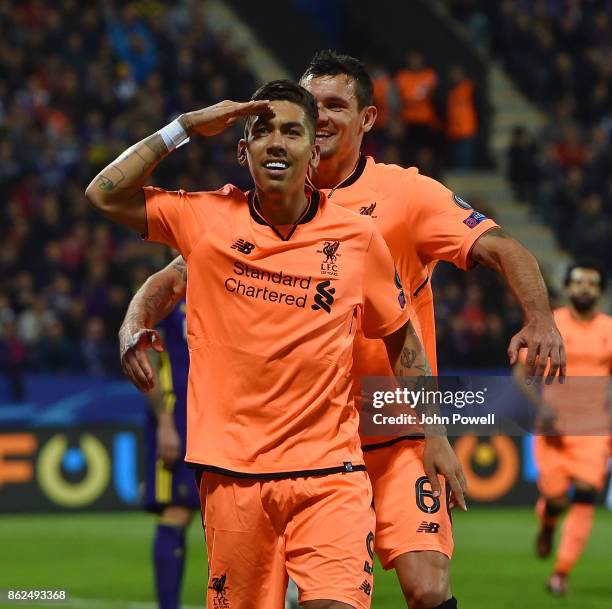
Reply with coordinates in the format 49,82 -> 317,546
247,188 -> 321,241
307,154 -> 368,196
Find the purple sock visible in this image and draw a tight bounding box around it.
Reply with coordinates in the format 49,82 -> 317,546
153,523 -> 186,609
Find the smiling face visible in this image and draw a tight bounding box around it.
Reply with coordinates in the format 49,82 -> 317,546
238,100 -> 319,196
300,74 -> 376,163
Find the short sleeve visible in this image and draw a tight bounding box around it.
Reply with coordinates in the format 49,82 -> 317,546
407,172 -> 499,269
362,225 -> 411,339
143,186 -> 207,259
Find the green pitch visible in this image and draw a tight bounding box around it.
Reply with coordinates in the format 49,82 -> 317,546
1,507 -> 611,608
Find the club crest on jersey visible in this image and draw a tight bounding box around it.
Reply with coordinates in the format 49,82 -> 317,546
208,573 -> 229,606
359,202 -> 377,217
463,211 -> 487,228
452,194 -> 472,210
317,240 -> 341,277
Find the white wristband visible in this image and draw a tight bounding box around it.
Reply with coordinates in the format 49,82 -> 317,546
158,118 -> 189,151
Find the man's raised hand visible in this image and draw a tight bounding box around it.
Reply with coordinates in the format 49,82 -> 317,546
181,100 -> 273,138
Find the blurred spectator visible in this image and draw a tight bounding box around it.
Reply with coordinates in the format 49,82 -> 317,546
17,296 -> 56,346
507,126 -> 537,201
394,52 -> 441,162
366,59 -> 399,132
0,321 -> 27,401
80,317 -> 117,377
35,320 -> 79,373
445,65 -> 478,168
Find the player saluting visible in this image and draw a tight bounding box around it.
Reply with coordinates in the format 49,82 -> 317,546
87,80 -> 433,609
525,261 -> 612,596
120,53 -> 566,609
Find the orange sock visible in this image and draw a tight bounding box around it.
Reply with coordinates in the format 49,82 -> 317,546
554,503 -> 595,575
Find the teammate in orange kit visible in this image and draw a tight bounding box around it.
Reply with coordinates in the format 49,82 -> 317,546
529,261 -> 612,596
87,80 -> 435,609
119,52 -> 565,609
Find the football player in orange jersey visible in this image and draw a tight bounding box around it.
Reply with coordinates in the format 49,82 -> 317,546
89,79 -> 446,609
526,261 -> 611,596
119,52 -> 565,609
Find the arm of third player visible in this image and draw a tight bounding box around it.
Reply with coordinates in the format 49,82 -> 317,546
119,256 -> 187,392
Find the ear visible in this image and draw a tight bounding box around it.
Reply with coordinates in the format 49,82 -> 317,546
309,143 -> 320,171
361,105 -> 377,134
237,139 -> 248,165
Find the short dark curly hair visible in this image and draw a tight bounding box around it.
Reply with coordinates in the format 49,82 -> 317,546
564,259 -> 607,291
300,49 -> 374,109
245,79 -> 318,141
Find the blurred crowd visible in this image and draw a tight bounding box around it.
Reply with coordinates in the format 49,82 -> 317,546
0,0 -> 257,387
0,1 -> 539,392
447,0 -> 612,273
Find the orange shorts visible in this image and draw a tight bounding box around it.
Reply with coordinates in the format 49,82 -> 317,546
199,470 -> 376,609
364,439 -> 454,569
534,435 -> 610,498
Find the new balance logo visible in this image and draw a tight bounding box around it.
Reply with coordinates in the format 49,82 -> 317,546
360,202 -> 377,216
231,239 -> 255,254
311,280 -> 335,314
416,521 -> 440,533
359,580 -> 372,596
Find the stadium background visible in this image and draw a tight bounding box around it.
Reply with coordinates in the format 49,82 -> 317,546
1,1 -> 611,607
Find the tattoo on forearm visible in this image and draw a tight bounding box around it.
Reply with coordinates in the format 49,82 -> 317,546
416,362 -> 433,375
95,134 -> 167,194
144,283 -> 172,317
144,135 -> 169,157
97,175 -> 115,191
400,348 -> 417,369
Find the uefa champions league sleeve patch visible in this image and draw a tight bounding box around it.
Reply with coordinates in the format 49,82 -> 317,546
463,211 -> 487,228
452,193 -> 473,210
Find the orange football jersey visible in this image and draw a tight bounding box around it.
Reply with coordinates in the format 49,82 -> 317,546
318,156 -> 499,443
144,184 -> 409,475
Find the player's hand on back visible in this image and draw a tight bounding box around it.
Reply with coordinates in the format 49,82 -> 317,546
119,328 -> 165,392
423,436 -> 468,512
508,317 -> 566,383
181,99 -> 273,137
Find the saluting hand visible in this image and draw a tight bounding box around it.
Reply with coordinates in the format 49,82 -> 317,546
180,99 -> 273,138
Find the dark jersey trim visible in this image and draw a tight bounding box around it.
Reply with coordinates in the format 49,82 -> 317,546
413,275 -> 429,298
335,154 -> 367,189
186,461 -> 366,479
361,435 -> 425,452
247,189 -> 320,238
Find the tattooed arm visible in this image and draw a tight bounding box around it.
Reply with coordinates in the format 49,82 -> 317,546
383,322 -> 468,510
85,127 -> 173,233
119,256 -> 187,392
85,100 -> 273,233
